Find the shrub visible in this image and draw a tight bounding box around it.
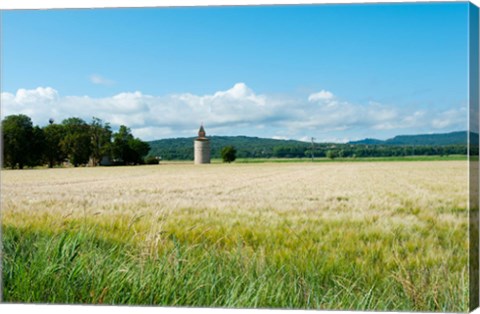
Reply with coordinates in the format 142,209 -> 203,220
221,146 -> 237,163
145,156 -> 160,165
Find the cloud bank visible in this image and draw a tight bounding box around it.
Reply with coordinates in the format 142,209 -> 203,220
1,83 -> 467,142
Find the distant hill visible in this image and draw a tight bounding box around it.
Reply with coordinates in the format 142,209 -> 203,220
349,138 -> 385,145
148,131 -> 469,160
349,131 -> 468,146
148,135 -> 308,160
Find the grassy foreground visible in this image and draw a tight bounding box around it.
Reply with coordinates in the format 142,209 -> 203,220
1,161 -> 469,311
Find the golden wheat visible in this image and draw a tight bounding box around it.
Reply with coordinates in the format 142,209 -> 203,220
1,161 -> 469,310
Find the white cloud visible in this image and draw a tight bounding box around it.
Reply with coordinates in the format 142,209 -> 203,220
308,90 -> 334,102
3,87 -> 58,104
1,87 -> 59,122
298,136 -> 313,142
90,74 -> 115,86
131,126 -> 174,139
0,84 -> 467,141
317,137 -> 351,143
431,108 -> 467,129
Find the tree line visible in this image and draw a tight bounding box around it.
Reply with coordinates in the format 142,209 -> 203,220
148,136 -> 467,161
2,114 -> 150,169
271,144 -> 467,159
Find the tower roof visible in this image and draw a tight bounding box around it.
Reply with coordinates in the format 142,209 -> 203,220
198,124 -> 206,138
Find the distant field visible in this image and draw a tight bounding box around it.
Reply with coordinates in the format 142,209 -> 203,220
1,161 -> 469,311
162,155 -> 467,165
232,155 -> 467,163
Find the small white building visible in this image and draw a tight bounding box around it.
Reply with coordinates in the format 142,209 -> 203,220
194,124 -> 211,164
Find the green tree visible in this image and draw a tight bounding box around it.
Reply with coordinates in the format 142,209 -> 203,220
90,117 -> 112,166
28,126 -> 46,167
112,125 -> 133,164
221,146 -> 237,163
43,122 -> 66,168
112,125 -> 150,165
128,138 -> 150,164
2,114 -> 35,169
273,146 -> 287,158
326,150 -> 336,160
61,117 -> 91,167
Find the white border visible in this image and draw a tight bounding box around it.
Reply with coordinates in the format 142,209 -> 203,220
0,0 -> 478,314
0,304 -> 445,314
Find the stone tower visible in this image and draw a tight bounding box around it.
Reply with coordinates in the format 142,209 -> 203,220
194,124 -> 210,164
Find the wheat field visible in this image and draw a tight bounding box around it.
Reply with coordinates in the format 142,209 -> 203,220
1,161 -> 469,311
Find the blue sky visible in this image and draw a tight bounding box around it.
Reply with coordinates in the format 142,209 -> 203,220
1,3 -> 470,142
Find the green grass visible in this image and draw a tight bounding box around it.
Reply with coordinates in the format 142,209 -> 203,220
232,155 -> 467,163
161,155 -> 467,165
2,208 -> 468,310
11,155 -> 467,169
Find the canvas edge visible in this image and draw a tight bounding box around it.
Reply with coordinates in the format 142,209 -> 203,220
469,1 -> 480,312
0,1 -> 476,313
